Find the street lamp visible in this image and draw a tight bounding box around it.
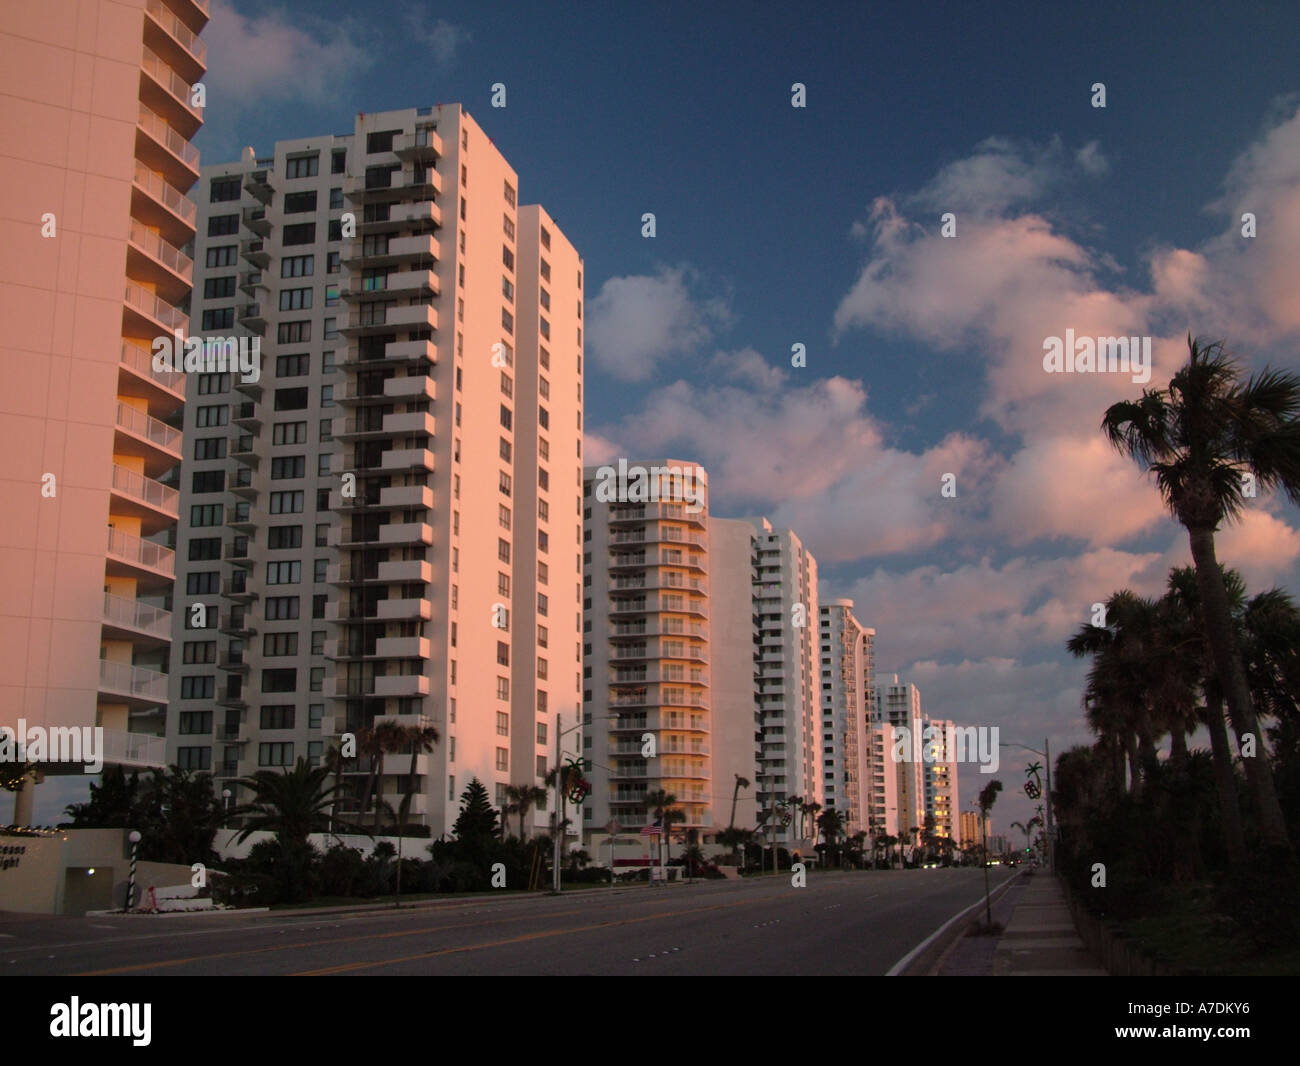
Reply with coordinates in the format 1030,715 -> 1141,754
1000,739 -> 1055,873
551,713 -> 586,894
126,830 -> 142,911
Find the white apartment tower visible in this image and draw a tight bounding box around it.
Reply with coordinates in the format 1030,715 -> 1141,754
873,674 -> 925,846
818,600 -> 874,835
1,0 -> 207,823
750,518 -> 820,847
921,715 -> 961,843
170,105 -> 582,836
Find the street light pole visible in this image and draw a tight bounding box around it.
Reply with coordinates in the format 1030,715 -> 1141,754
1000,739 -> 1055,874
126,829 -> 141,912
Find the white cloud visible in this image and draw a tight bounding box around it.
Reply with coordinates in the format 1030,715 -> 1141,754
586,266 -> 731,382
202,0 -> 375,109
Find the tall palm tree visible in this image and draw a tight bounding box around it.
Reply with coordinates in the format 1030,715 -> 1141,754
504,783 -> 548,839
804,801 -> 822,845
1165,565 -> 1248,863
728,774 -> 750,831
227,758 -> 366,847
645,789 -> 679,870
817,807 -> 845,857
356,719 -> 406,830
1102,334 -> 1300,850
399,723 -> 441,828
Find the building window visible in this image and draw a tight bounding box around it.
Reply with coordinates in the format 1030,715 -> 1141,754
279,287 -> 312,311
503,214 -> 515,241
496,748 -> 509,772
258,742 -> 294,766
497,641 -> 510,667
205,245 -> 236,268
201,308 -> 234,330
282,222 -> 316,246
203,275 -> 236,298
504,181 -> 516,207
502,245 -> 514,271
266,560 -> 301,584
209,177 -> 240,202
260,705 -> 295,729
501,308 -> 513,335
283,190 -> 318,213
177,747 -> 212,770
285,154 -> 319,179
497,711 -> 509,736
497,572 -> 510,597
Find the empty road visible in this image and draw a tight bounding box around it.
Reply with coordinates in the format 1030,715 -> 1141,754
2,867 -> 1017,976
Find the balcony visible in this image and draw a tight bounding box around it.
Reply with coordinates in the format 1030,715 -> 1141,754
119,340 -> 185,409
99,729 -> 168,770
394,128 -> 443,161
131,162 -> 196,244
238,270 -> 268,297
244,169 -> 274,205
123,281 -> 186,338
384,375 -> 436,402
379,448 -> 434,473
98,660 -> 168,707
341,303 -> 437,336
233,401 -> 261,430
110,464 -> 179,530
240,239 -> 270,268
114,400 -> 182,473
241,206 -> 271,237
224,540 -> 252,568
382,410 -> 435,436
376,598 -> 432,621
143,0 -> 207,82
136,104 -> 200,186
101,592 -> 172,646
217,655 -> 250,674
228,472 -> 257,501
106,527 -> 175,585
378,522 -> 433,546
356,199 -> 441,234
221,578 -> 257,603
238,303 -> 267,332
125,221 -> 192,302
218,615 -> 256,639
378,484 -> 433,509
376,558 -> 431,583
138,45 -> 202,138
217,687 -> 248,711
230,434 -> 259,467
374,674 -> 431,698
374,636 -> 431,659
345,268 -> 438,302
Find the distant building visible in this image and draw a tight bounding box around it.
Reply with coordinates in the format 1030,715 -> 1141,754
819,601 -> 874,835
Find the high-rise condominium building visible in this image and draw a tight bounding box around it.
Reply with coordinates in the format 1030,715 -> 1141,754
580,462 -> 759,844
750,518 -> 820,846
582,461 -> 713,837
1,0 -> 207,823
873,674 -> 925,845
921,715 -> 960,843
959,809 -> 989,847
170,105 -> 582,836
819,600 -> 874,835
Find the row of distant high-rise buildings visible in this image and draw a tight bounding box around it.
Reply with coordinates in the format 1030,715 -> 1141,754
1,0 -> 964,852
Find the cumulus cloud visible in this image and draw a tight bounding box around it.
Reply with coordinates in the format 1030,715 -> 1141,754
202,0 -> 376,108
586,266 -> 731,382
404,11 -> 472,65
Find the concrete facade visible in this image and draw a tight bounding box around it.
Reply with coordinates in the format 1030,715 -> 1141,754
0,0 -> 207,822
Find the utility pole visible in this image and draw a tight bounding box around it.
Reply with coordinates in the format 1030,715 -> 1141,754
1044,736 -> 1055,874
552,713 -> 563,893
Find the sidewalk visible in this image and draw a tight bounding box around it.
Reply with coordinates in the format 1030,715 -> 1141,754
992,874 -> 1107,975
934,873 -> 1106,975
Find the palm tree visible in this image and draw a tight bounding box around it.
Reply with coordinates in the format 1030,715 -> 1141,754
804,801 -> 822,845
645,789 -> 680,870
504,783 -> 548,839
787,794 -> 804,839
399,723 -> 440,830
1102,334 -> 1300,850
227,758 -> 366,848
817,808 -> 845,863
728,774 -> 750,831
1165,565 -> 1248,863
356,719 -> 407,831
977,780 -> 1003,926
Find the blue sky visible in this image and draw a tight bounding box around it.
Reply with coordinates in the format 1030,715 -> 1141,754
177,0 -> 1300,833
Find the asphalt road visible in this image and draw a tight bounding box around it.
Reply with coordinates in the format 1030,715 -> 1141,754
1,867 -> 1017,976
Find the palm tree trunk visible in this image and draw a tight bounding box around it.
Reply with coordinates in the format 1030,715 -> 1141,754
1188,525 -> 1291,850
1126,735 -> 1141,795
1203,688 -> 1247,865
1170,724 -> 1189,764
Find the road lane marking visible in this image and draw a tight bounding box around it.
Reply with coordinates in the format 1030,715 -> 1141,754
295,897 -> 762,975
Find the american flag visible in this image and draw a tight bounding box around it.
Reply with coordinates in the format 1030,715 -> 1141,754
640,818 -> 662,836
